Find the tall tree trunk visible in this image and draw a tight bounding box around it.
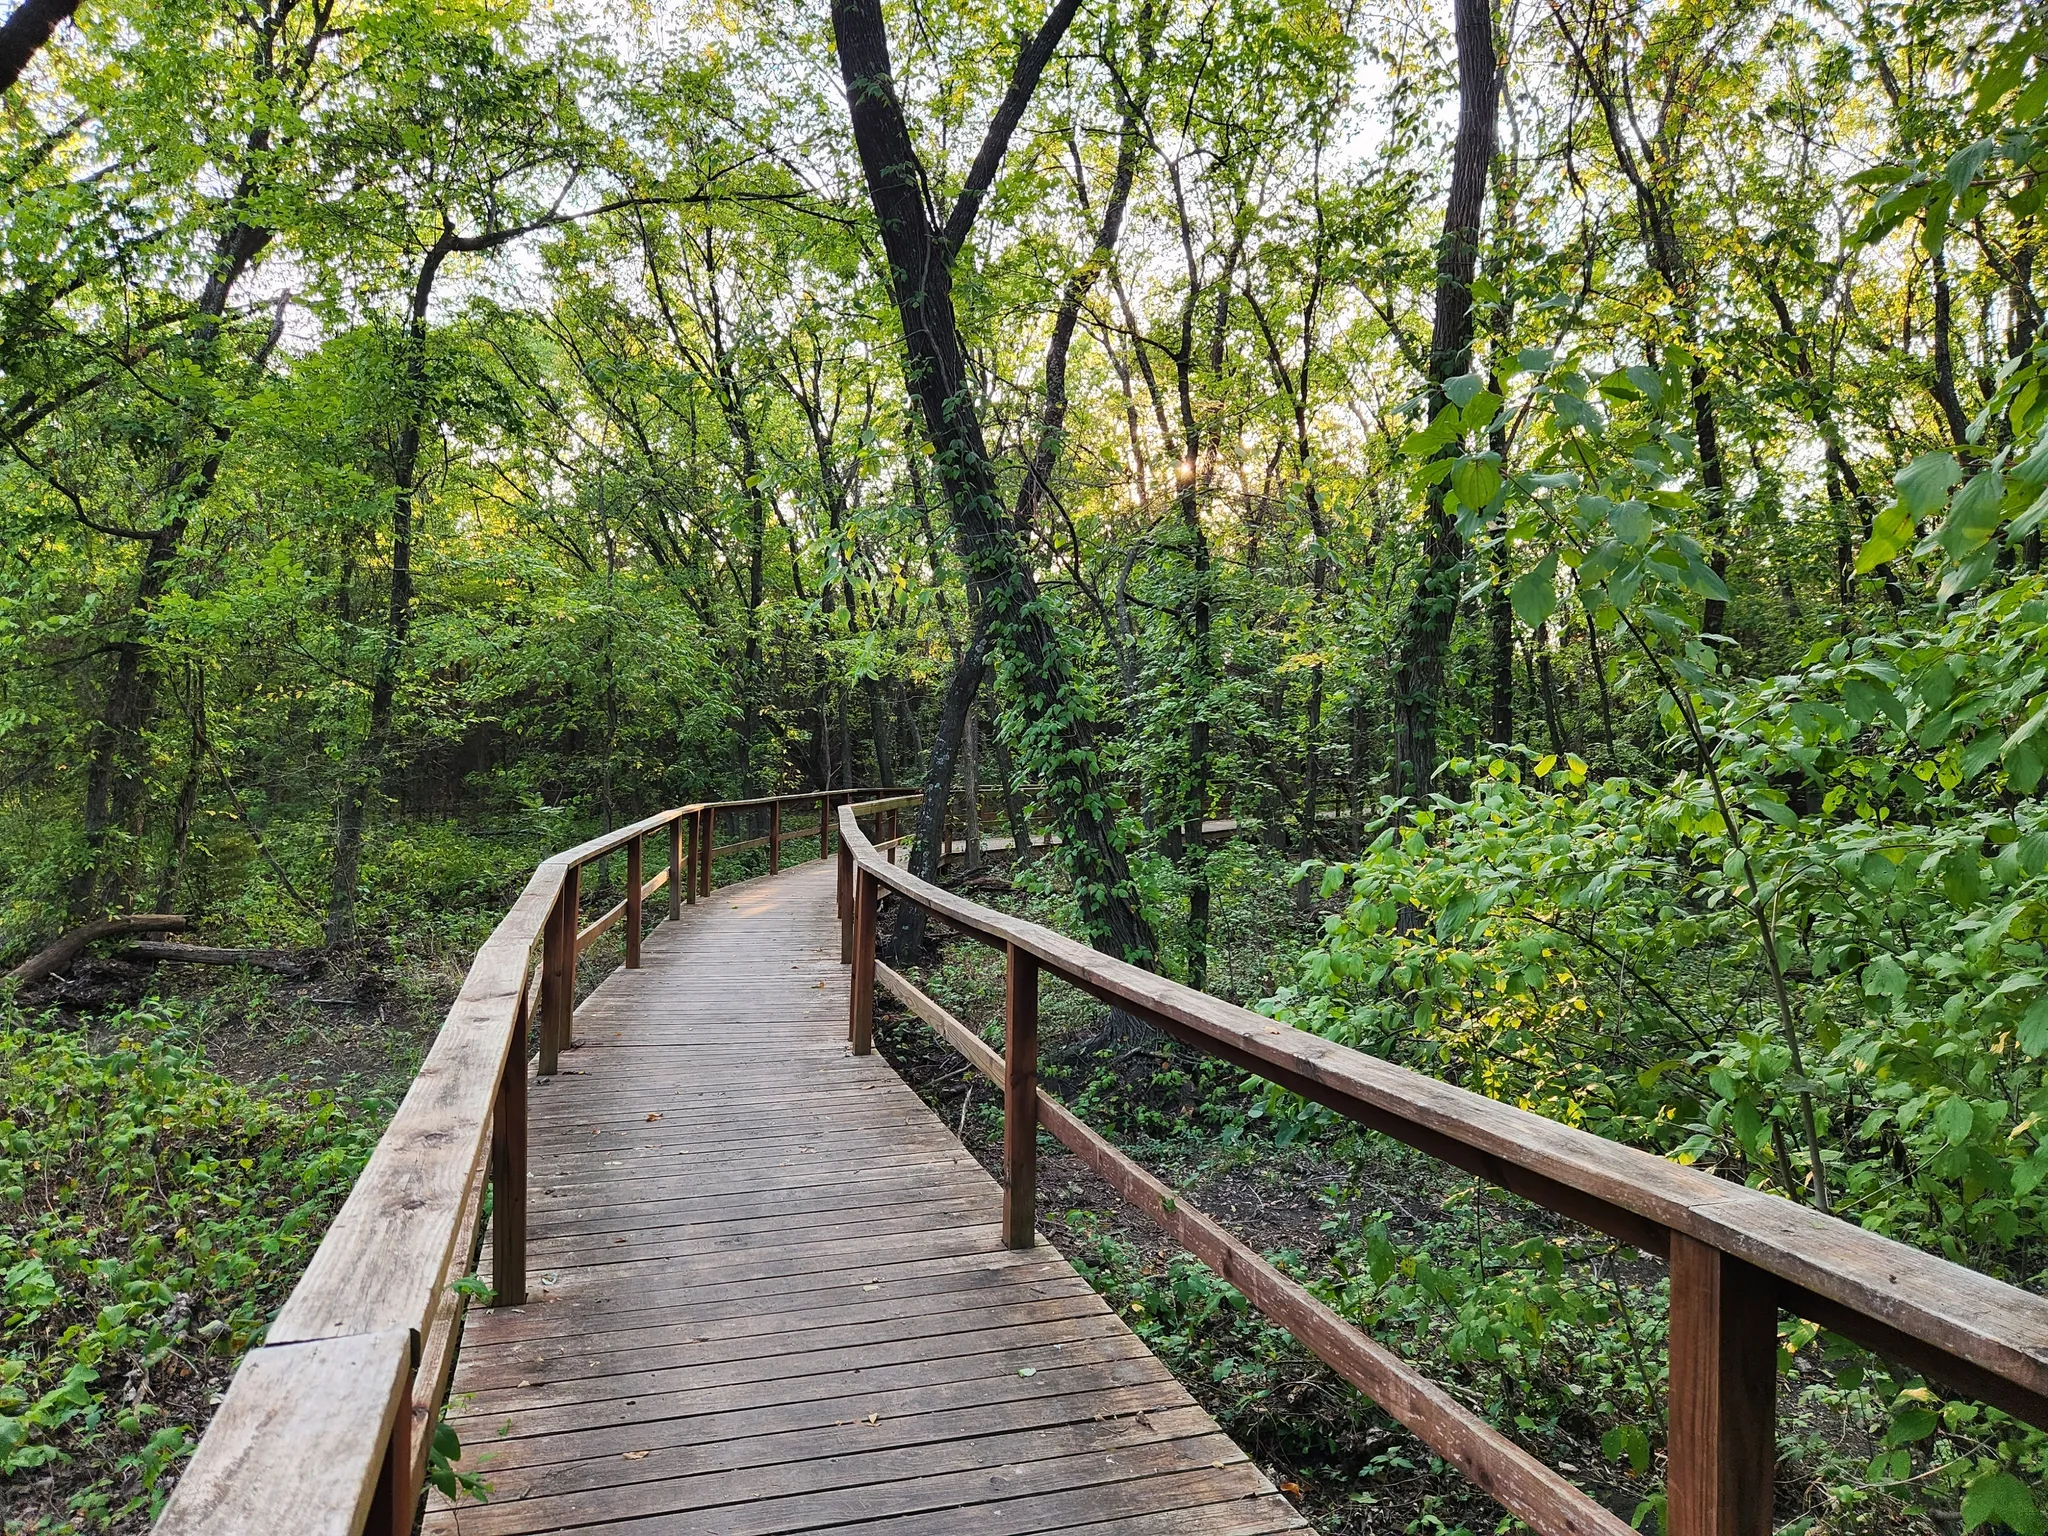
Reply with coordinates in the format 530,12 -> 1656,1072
1389,0 -> 1498,801
865,678 -> 896,786
328,234 -> 450,945
834,0 -> 1155,962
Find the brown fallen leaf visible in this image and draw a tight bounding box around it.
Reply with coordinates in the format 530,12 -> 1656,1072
622,1450 -> 650,1461
645,1112 -> 663,1122
865,1413 -> 879,1425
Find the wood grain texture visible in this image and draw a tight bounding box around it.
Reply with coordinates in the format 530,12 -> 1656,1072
837,802 -> 2048,1427
154,1330 -> 412,1536
422,860 -> 1300,1536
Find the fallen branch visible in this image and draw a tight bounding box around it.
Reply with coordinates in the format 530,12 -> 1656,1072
116,942 -> 319,976
6,914 -> 190,988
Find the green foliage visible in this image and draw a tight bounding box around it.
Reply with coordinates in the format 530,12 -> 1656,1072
0,1002 -> 379,1524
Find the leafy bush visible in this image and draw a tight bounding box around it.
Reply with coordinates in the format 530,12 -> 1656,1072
0,1001 -> 378,1527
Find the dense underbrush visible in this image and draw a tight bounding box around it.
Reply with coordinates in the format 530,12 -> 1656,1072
0,1003 -> 381,1531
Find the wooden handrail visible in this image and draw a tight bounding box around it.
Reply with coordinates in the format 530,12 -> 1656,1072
835,797 -> 2048,1536
154,785 -> 912,1536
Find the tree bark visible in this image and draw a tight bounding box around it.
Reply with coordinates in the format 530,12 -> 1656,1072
0,0 -> 82,95
834,0 -> 1155,962
1388,0 -> 1497,800
7,914 -> 189,988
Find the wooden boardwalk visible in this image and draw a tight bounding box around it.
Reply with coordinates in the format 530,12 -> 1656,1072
425,860 -> 1307,1536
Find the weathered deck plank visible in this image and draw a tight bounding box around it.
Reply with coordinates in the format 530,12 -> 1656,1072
425,861 -> 1306,1535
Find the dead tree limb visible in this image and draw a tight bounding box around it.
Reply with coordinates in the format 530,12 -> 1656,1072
6,914 -> 189,987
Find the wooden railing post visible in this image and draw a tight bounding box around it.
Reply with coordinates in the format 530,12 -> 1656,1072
819,792 -> 831,859
1003,942 -> 1039,1249
887,807 -> 898,864
699,807 -> 714,897
683,813 -> 697,906
538,877 -> 568,1076
668,815 -> 683,920
364,1398 -> 413,1536
769,799 -> 782,875
560,862 -> 580,1050
1667,1234 -> 1777,1536
490,983 -> 528,1306
849,868 -> 877,1053
837,831 -> 855,964
625,834 -> 643,969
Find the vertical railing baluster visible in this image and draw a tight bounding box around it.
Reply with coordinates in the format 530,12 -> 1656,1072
1667,1233 -> 1776,1536
490,976 -> 528,1306
625,834 -> 643,970
699,807 -> 714,897
819,791 -> 831,859
668,815 -> 683,920
769,799 -> 781,875
849,866 -> 877,1053
1003,942 -> 1039,1249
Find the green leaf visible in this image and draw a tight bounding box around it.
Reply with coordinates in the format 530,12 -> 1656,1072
1511,552 -> 1560,629
1443,373 -> 1485,410
1962,1471 -> 2045,1536
1897,450 -> 1963,519
1597,368 -> 1645,403
1945,138 -> 1997,199
1884,1405 -> 1937,1445
1935,1095 -> 1976,1146
1937,469 -> 2007,557
1856,503 -> 1916,573
1608,499 -> 1653,547
1459,389 -> 1504,432
1450,454 -> 1502,509
1863,954 -> 1907,999
2019,994 -> 2048,1056
1402,404 -> 1461,460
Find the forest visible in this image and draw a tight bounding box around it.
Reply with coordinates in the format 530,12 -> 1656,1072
2,0 -> 2045,1527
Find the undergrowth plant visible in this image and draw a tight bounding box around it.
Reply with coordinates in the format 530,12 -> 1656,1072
0,1002 -> 379,1528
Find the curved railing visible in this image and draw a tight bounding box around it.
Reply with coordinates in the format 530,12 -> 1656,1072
833,796 -> 2048,1536
153,788 -> 911,1536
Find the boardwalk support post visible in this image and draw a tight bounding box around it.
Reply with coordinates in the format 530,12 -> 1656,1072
1667,1233 -> 1776,1536
819,792 -> 831,859
625,834 -> 643,970
886,807 -> 898,864
668,816 -> 683,919
769,800 -> 781,875
699,807 -> 713,897
1003,941 -> 1039,1249
490,983 -> 528,1306
850,868 -> 877,1053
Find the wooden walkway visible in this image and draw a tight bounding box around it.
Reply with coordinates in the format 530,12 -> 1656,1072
425,860 -> 1307,1536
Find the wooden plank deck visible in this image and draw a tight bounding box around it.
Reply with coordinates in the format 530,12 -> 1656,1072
425,859 -> 1308,1536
